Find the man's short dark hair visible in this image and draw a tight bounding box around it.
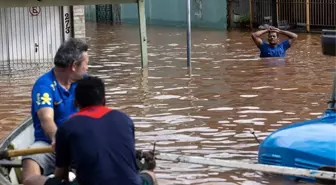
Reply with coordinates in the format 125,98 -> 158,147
75,76 -> 105,108
54,38 -> 88,68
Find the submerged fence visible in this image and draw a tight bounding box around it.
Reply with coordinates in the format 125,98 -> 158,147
250,0 -> 336,32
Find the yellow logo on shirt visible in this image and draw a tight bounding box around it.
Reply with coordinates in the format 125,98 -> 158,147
41,93 -> 52,105
36,93 -> 52,106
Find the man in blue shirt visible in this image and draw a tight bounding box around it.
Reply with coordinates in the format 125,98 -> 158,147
252,26 -> 298,58
22,38 -> 89,185
25,76 -> 158,185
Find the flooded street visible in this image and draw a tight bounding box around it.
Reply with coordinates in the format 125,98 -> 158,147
0,22 -> 335,184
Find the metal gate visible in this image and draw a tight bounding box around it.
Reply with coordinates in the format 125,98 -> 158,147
85,4 -> 121,24
250,0 -> 336,32
0,6 -> 65,71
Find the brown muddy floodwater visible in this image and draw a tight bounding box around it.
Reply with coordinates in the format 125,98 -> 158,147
0,22 -> 335,185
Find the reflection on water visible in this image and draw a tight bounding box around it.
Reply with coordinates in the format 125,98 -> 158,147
0,22 -> 335,184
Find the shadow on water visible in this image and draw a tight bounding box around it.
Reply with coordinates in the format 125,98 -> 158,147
0,22 -> 335,184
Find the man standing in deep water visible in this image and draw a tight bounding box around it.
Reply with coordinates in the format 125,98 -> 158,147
252,26 -> 298,58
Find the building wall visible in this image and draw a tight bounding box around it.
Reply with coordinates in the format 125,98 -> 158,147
231,0 -> 250,15
228,0 -> 250,27
120,0 -> 227,29
0,7 -> 63,62
73,5 -> 86,39
85,5 -> 97,21
0,6 -> 85,62
84,5 -> 121,23
0,5 -> 86,73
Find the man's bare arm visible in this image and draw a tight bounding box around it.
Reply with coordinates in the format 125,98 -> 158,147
37,107 -> 57,143
251,29 -> 269,48
279,30 -> 298,45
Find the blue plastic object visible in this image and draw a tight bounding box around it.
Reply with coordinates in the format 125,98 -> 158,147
258,109 -> 336,182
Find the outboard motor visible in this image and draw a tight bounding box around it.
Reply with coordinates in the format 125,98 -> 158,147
321,29 -> 336,56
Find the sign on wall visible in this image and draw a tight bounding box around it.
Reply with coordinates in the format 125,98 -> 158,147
29,7 -> 41,16
62,6 -> 72,41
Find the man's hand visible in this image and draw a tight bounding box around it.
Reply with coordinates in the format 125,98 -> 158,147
268,26 -> 280,32
269,26 -> 299,45
51,139 -> 56,152
136,150 -> 156,171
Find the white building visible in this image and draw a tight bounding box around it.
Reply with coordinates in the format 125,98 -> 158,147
0,0 -> 148,69
0,6 -> 85,66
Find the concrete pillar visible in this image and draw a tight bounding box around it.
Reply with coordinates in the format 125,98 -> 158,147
72,5 -> 86,39
137,0 -> 148,68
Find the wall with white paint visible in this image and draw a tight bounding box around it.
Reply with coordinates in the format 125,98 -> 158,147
0,9 -> 9,62
0,6 -> 63,63
73,5 -> 86,39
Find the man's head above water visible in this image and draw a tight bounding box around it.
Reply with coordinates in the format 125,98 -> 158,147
267,27 -> 280,46
251,25 -> 298,58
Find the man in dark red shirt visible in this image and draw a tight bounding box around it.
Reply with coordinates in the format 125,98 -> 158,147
26,76 -> 157,185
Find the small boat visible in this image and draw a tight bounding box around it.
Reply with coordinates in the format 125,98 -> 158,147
0,117 -> 35,184
258,29 -> 336,184
0,117 -> 76,184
